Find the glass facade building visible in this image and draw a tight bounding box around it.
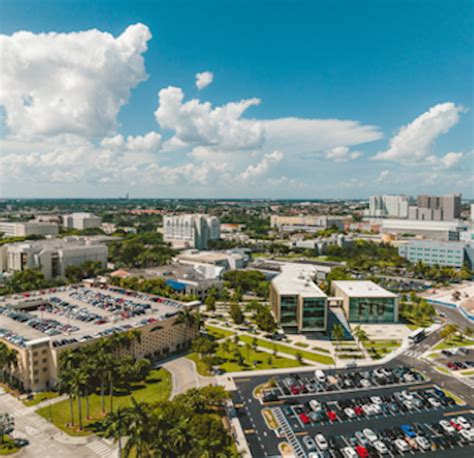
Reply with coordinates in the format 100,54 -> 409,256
348,297 -> 396,323
279,295 -> 298,327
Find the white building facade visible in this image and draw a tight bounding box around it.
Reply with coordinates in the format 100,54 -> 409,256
163,214 -> 220,250
0,221 -> 59,238
62,213 -> 102,230
368,195 -> 409,218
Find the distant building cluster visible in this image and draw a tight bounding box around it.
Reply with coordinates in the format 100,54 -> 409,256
62,212 -> 102,230
270,215 -> 346,232
368,195 -> 409,218
163,214 -> 220,250
0,221 -> 59,238
408,194 -> 461,221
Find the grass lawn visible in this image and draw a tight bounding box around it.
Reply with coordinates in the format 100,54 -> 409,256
187,344 -> 304,376
435,366 -> 450,375
294,342 -> 309,348
434,336 -> 474,350
204,324 -> 235,340
0,436 -> 19,456
461,370 -> 474,376
311,346 -> 331,354
23,391 -> 60,407
238,335 -> 335,365
407,324 -> 421,331
36,368 -> 171,436
363,340 -> 401,360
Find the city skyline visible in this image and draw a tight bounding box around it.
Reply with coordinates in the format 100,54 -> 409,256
0,0 -> 473,199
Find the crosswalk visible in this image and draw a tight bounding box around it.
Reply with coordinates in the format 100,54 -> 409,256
86,439 -> 115,457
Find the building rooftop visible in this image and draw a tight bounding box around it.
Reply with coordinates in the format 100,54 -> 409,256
272,265 -> 327,298
0,285 -> 197,349
332,281 -> 398,298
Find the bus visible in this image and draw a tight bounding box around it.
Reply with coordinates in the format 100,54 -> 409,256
409,328 -> 426,344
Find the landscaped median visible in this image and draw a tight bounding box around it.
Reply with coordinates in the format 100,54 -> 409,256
204,324 -> 236,340
36,368 -> 171,436
238,335 -> 335,365
363,340 -> 401,360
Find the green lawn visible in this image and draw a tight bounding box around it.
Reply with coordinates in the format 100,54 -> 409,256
0,437 -> 19,456
434,336 -> 474,350
238,335 -> 335,365
204,324 -> 235,340
461,370 -> 474,376
36,368 -> 171,436
311,346 -> 331,354
294,342 -> 309,348
187,344 -> 303,376
23,391 -> 60,407
363,340 -> 401,360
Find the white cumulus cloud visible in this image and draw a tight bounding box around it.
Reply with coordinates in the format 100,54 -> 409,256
101,132 -> 162,153
240,150 -> 284,181
0,23 -> 151,139
374,102 -> 463,163
155,86 -> 264,150
195,71 -> 214,90
325,146 -> 362,162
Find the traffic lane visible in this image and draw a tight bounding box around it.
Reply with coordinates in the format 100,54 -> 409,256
434,304 -> 473,330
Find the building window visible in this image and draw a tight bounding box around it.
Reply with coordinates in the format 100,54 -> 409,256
301,298 -> 326,330
348,297 -> 395,323
279,295 -> 298,326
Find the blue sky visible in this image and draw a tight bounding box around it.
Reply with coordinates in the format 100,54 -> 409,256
0,0 -> 472,198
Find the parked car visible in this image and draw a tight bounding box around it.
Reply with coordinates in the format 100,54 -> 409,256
315,434 -> 328,450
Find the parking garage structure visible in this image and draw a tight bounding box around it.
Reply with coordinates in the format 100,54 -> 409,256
0,284 -> 200,391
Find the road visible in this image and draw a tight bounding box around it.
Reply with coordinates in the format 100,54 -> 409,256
162,356 -> 216,397
434,304 -> 473,330
0,390 -> 116,457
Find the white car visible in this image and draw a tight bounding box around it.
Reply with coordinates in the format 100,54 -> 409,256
460,428 -> 474,442
370,396 -> 383,405
310,400 -> 322,412
314,370 -> 326,382
395,438 -> 410,453
374,440 -> 388,454
415,436 -> 431,450
427,397 -> 441,408
362,405 -> 374,416
457,416 -> 471,429
371,404 -> 382,414
315,434 -> 328,451
344,407 -> 356,419
403,373 -> 415,382
363,428 -> 378,443
360,378 -> 371,388
439,419 -> 455,434
401,390 -> 414,401
303,435 -> 317,450
403,399 -> 414,410
341,447 -> 358,458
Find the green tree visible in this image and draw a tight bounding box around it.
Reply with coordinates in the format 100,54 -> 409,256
331,324 -> 344,349
204,295 -> 216,312
352,326 -> 368,350
229,302 -> 244,324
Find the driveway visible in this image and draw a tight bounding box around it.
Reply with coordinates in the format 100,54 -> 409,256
0,390 -> 117,457
163,356 -> 216,397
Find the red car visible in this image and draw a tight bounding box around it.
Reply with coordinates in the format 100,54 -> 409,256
450,420 -> 462,431
326,410 -> 337,422
353,406 -> 364,416
299,413 -> 310,424
355,446 -> 369,458
290,385 -> 300,395
447,362 -> 458,370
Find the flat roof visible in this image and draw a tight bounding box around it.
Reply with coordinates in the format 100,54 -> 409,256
272,266 -> 327,298
0,285 -> 195,349
332,281 -> 398,298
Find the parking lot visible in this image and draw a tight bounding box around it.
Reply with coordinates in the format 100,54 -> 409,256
232,364 -> 474,457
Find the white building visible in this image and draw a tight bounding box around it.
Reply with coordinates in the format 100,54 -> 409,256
0,221 -> 59,238
368,195 -> 409,218
62,213 -> 102,230
381,219 -> 468,241
398,240 -> 466,268
163,214 -> 220,250
270,215 -> 346,231
0,237 -> 108,280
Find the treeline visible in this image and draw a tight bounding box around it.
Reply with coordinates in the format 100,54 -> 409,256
0,269 -> 65,295
108,232 -> 175,268
222,270 -> 269,297
103,385 -> 235,457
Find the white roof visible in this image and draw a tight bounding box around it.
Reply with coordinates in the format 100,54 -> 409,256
332,281 -> 398,298
272,266 -> 327,298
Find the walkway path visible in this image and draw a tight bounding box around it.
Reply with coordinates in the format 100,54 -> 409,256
0,389 -> 117,457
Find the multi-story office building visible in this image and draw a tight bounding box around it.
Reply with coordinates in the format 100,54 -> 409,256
270,215 -> 346,232
269,265 -> 328,333
0,221 -> 59,237
0,237 -> 108,280
62,212 -> 102,230
0,284 -> 199,391
368,195 -> 409,218
408,193 -> 462,221
331,281 -> 399,323
163,214 -> 220,250
398,240 -> 469,268
381,219 -> 468,241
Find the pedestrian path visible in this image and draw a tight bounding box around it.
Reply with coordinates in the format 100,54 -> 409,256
86,439 -> 116,457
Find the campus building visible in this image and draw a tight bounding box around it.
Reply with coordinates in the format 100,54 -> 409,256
0,284 -> 200,391
0,221 -> 59,237
331,281 -> 399,323
270,215 -> 346,232
0,237 -> 108,280
269,265 -> 328,333
368,195 -> 409,218
408,193 -> 462,221
62,212 -> 102,230
163,214 -> 220,250
381,219 -> 468,241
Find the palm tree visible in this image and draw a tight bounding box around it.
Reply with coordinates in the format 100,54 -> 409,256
122,398 -> 153,458
352,326 -> 368,350
331,324 -> 344,349
71,368 -> 88,430
103,406 -> 127,457
58,350 -> 79,426
94,339 -> 112,415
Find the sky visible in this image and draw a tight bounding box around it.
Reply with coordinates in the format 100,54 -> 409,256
0,0 -> 472,199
